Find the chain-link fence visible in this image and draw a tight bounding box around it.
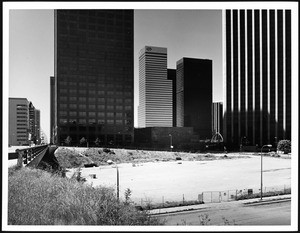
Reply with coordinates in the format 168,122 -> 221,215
201,184 -> 291,203
135,184 -> 291,209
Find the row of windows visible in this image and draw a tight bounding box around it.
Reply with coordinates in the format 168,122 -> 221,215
59,96 -> 132,103
59,111 -> 125,117
59,88 -> 132,96
17,116 -> 27,119
59,103 -> 132,110
59,118 -> 125,125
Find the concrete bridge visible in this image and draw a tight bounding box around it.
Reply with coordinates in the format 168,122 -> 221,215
9,145 -> 60,170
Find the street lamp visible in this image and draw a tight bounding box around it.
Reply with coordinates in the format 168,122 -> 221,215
260,144 -> 272,200
169,134 -> 173,152
107,160 -> 119,201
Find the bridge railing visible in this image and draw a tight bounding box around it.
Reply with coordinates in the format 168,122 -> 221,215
16,145 -> 49,168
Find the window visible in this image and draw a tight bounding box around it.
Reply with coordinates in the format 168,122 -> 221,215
79,90 -> 86,95
79,97 -> 86,102
125,105 -> 132,110
70,111 -> 77,117
70,89 -> 77,94
116,113 -> 123,118
107,119 -> 114,124
70,97 -> 77,101
79,112 -> 86,117
60,89 -> 68,94
98,105 -> 105,110
88,97 -> 96,102
70,104 -> 77,109
89,112 -> 96,117
60,104 -> 67,109
107,105 -> 114,110
116,98 -> 123,104
98,112 -> 105,117
107,98 -> 114,103
107,112 -> 114,117
89,90 -> 96,95
79,104 -> 86,109
116,120 -> 123,125
89,104 -> 96,110
98,90 -> 105,95
79,119 -> 86,124
98,97 -> 105,103
60,96 -> 67,101
59,111 -> 67,116
116,106 -> 123,110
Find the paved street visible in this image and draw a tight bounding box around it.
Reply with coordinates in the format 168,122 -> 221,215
157,200 -> 291,225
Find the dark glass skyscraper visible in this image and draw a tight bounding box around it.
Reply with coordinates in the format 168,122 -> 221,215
176,57 -> 213,139
52,10 -> 134,146
223,9 -> 291,147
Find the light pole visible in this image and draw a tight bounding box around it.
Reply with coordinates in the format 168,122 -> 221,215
107,160 -> 119,201
260,144 -> 272,200
169,134 -> 173,152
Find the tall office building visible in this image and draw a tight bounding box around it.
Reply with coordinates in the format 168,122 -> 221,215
53,10 -> 134,146
9,98 -> 29,146
176,58 -> 213,139
34,109 -> 41,145
138,46 -> 173,128
28,102 -> 41,144
50,76 -> 55,144
212,102 -> 223,135
223,9 -> 291,147
167,69 -> 177,127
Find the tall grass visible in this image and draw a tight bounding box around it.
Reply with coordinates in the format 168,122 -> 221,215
8,166 -> 163,225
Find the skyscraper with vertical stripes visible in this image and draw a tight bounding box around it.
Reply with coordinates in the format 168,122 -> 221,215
138,46 -> 173,128
223,9 -> 291,147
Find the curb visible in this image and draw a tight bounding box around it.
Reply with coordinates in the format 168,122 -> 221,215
243,197 -> 291,206
149,195 -> 291,215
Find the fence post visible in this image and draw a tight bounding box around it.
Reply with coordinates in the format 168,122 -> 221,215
16,149 -> 23,168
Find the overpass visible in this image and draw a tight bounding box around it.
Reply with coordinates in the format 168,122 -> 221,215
9,145 -> 60,170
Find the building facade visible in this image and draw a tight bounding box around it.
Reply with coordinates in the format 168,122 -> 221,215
53,10 -> 134,146
212,102 -> 223,135
9,98 -> 29,146
138,46 -> 173,128
176,57 -> 213,139
167,69 -> 177,127
223,9 -> 291,147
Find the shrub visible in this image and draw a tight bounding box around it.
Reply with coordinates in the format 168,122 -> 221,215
55,148 -> 94,168
8,167 -> 163,225
277,140 -> 291,154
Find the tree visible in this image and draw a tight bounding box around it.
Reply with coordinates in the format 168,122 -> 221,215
65,136 -> 72,146
95,137 -> 101,147
80,137 -> 87,147
277,140 -> 291,154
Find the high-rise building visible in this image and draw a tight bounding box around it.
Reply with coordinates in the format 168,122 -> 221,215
53,10 -> 134,146
212,102 -> 223,135
50,76 -> 55,144
34,109 -> 41,144
167,69 -> 177,127
176,57 -> 213,139
223,9 -> 291,147
138,46 -> 173,128
9,98 -> 29,146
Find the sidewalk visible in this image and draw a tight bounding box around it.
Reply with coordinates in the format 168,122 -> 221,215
149,194 -> 291,215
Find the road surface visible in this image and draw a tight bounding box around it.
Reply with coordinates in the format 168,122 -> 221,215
157,200 -> 291,225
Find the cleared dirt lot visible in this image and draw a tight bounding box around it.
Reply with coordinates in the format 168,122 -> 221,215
66,154 -> 291,204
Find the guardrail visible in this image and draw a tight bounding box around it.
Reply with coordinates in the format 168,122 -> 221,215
15,145 -> 50,168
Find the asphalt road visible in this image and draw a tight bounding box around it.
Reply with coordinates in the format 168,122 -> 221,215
157,200 -> 291,225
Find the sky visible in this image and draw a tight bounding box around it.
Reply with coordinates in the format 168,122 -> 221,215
8,7 -> 222,141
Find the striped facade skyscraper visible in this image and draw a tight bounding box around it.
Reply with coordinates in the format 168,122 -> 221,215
138,46 -> 173,128
212,102 -> 223,135
223,9 -> 291,147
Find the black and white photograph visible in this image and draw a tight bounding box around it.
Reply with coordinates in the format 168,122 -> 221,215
2,1 -> 298,231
